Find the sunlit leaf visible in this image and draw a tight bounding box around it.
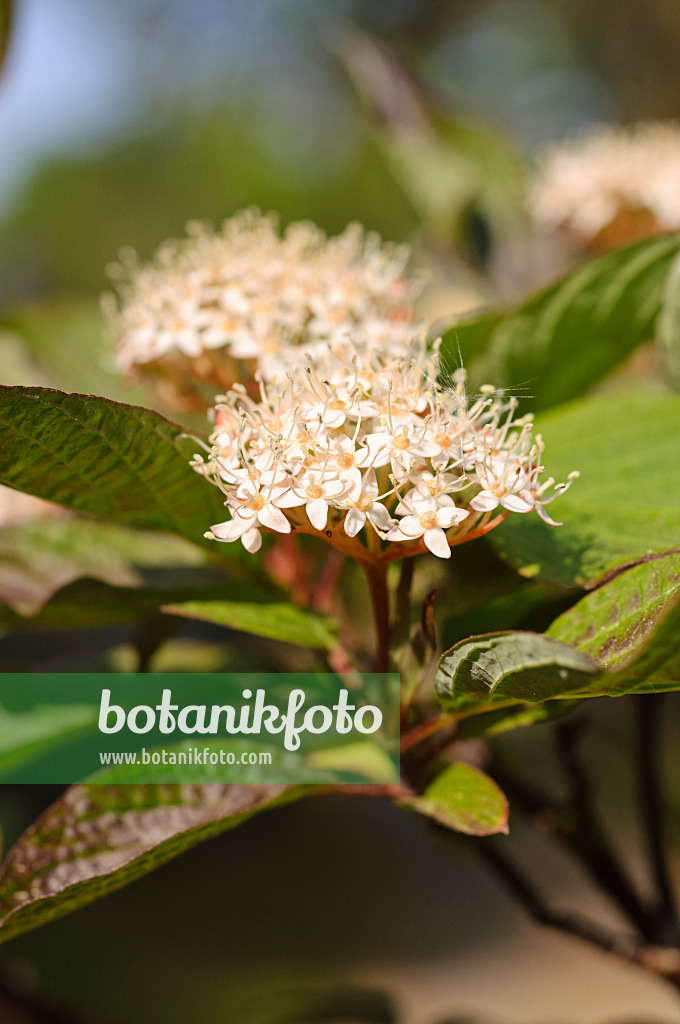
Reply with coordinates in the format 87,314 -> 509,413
0,387 -> 227,549
163,599 -> 339,650
547,553 -> 680,671
435,631 -> 598,713
440,234 -> 680,409
0,783 -> 316,943
658,248 -> 680,389
490,390 -> 680,587
407,762 -> 508,836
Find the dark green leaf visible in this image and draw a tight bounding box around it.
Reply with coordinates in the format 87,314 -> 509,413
163,599 -> 339,650
658,249 -> 680,389
440,234 -> 680,410
407,762 -> 508,836
0,0 -> 12,75
0,783 -> 316,943
547,553 -> 680,671
0,574 -> 280,635
0,387 -> 226,548
0,704 -> 97,775
490,390 -> 680,587
435,631 -> 598,713
0,516 -> 206,616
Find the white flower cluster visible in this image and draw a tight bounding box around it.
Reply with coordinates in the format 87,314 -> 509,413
105,209 -> 419,385
528,122 -> 680,244
192,336 -> 577,560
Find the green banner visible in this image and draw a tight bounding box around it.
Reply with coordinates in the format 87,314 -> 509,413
0,673 -> 400,785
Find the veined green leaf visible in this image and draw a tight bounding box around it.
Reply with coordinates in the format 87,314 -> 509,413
440,234 -> 680,410
0,783 -> 316,943
547,553 -> 680,671
658,248 -> 680,389
0,387 -> 226,549
490,390 -> 680,587
406,762 -> 508,836
435,631 -> 598,713
163,600 -> 339,651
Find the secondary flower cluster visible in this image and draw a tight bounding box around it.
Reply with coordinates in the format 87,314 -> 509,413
104,209 -> 420,402
528,122 -> 680,250
192,336 -> 577,560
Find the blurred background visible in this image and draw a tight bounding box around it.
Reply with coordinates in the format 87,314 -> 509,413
2,1 -> 680,1022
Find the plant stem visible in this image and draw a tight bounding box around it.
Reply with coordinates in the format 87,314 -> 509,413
493,748 -> 657,941
473,837 -> 680,992
363,560 -> 391,672
636,693 -> 680,946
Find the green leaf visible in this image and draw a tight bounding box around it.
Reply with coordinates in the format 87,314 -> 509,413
0,516 -> 207,616
0,783 -> 316,943
658,248 -> 680,389
435,631 -> 598,713
490,390 -> 680,587
163,600 -> 339,650
547,553 -> 680,671
407,762 -> 508,836
604,595 -> 680,696
0,704 -> 97,775
0,0 -> 12,75
0,574 -> 271,634
440,234 -> 680,410
0,387 -> 226,548
0,301 -> 147,404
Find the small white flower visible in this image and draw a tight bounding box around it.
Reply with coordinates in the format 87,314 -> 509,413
343,470 -> 394,538
388,489 -> 468,559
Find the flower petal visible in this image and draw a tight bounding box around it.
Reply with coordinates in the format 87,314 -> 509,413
436,506 -> 469,529
501,494 -> 533,513
241,528 -> 262,553
257,504 -> 291,533
306,497 -> 328,531
470,492 -> 499,513
211,514 -> 254,540
367,503 -> 394,532
344,507 -> 366,537
395,515 -> 424,537
424,527 -> 451,559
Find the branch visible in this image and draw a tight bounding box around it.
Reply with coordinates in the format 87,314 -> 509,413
474,838 -> 680,992
493,737 -> 657,941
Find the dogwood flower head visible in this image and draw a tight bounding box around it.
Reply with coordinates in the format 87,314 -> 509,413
191,333 -> 575,560
528,122 -> 680,251
104,209 -> 422,406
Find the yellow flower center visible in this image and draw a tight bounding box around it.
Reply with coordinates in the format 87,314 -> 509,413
306,484 -> 323,499
393,433 -> 411,451
420,511 -> 438,530
337,453 -> 354,469
248,494 -> 266,511
356,494 -> 373,512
